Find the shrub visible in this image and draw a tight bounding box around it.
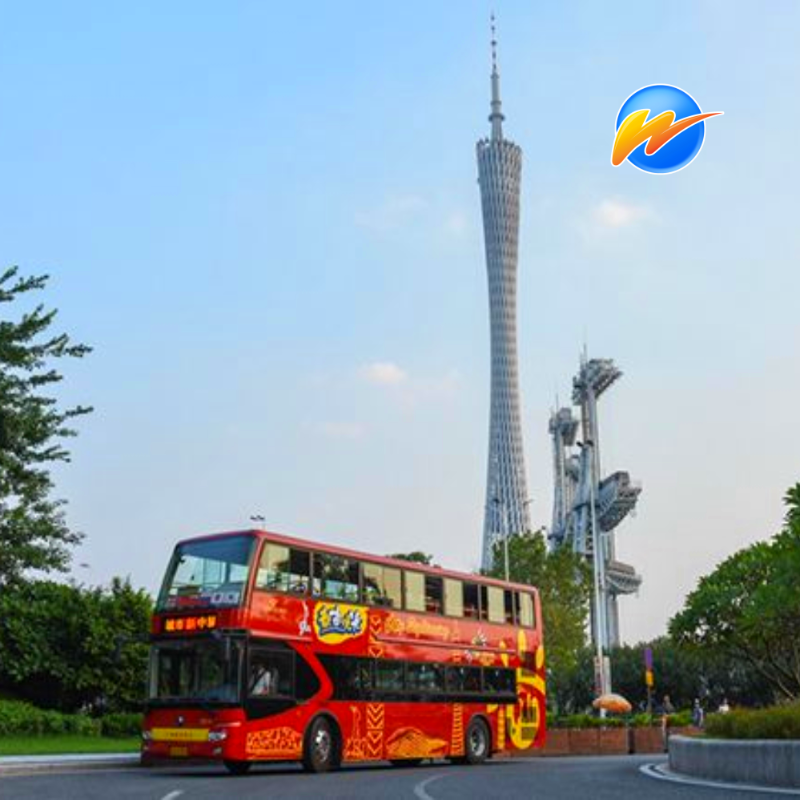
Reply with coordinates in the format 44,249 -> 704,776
705,703 -> 800,740
100,712 -> 143,738
0,699 -> 101,737
666,710 -> 693,728
550,713 -> 625,729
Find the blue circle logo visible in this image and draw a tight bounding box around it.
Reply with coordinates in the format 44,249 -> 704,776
612,85 -> 722,174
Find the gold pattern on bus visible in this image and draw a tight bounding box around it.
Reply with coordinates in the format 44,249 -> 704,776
451,703 -> 465,756
245,727 -> 302,758
386,727 -> 447,759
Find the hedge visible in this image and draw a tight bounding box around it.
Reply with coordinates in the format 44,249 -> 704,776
549,709 -> 693,729
0,699 -> 141,738
705,703 -> 800,740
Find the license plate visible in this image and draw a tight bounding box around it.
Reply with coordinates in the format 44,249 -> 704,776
169,746 -> 189,757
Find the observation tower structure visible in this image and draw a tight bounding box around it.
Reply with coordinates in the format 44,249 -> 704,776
479,20 -> 532,570
549,354 -> 642,648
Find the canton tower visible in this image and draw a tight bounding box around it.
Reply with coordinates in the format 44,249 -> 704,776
479,20 -> 531,570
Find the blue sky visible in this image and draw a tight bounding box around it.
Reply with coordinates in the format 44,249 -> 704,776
2,1 -> 798,643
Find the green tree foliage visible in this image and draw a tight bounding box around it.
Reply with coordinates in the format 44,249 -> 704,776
0,579 -> 152,713
488,530 -> 591,712
0,267 -> 91,584
387,551 -> 433,565
670,483 -> 800,702
607,637 -> 772,712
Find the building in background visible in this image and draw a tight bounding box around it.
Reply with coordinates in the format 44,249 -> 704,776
478,21 -> 532,570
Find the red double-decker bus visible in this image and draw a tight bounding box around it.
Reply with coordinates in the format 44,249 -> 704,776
142,528 -> 546,773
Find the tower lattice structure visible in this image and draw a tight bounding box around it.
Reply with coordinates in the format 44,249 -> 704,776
549,354 -> 642,648
479,21 -> 532,570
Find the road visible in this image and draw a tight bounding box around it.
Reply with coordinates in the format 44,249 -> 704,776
0,755 -> 783,799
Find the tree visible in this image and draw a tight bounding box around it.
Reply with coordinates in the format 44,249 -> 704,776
0,578 -> 152,712
487,530 -> 591,712
670,483 -> 800,702
387,551 -> 433,565
0,267 -> 91,584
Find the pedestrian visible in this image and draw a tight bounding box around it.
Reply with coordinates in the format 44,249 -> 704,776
718,698 -> 730,714
663,694 -> 675,715
692,698 -> 705,728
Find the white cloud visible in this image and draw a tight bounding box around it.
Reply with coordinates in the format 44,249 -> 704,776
443,211 -> 468,237
593,198 -> 651,228
354,194 -> 427,233
317,421 -> 365,440
360,361 -> 408,386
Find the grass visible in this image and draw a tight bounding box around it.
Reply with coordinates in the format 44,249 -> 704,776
0,736 -> 140,756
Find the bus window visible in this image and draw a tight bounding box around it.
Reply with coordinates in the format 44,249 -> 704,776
256,544 -> 310,594
424,576 -> 443,614
375,661 -> 404,692
463,582 -> 480,618
443,578 -> 463,617
446,665 -> 481,693
362,563 -> 402,608
319,655 -> 371,700
519,592 -> 535,628
249,648 -> 294,698
487,586 -> 504,623
484,667 -> 515,695
504,589 -> 515,624
404,571 -> 425,612
407,663 -> 444,693
313,553 -> 360,602
478,586 -> 490,621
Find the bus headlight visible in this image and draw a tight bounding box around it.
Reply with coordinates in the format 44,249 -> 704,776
208,730 -> 228,743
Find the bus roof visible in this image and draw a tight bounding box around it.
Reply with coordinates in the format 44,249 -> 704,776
176,528 -> 540,596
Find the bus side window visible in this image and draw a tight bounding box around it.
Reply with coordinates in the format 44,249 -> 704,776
463,582 -> 480,618
504,589 -> 515,624
487,586 -> 504,624
444,578 -> 463,617
478,586 -> 489,621
249,648 -> 294,698
447,665 -> 481,693
256,543 -> 290,591
363,563 -> 402,608
424,576 -> 443,614
519,592 -> 535,628
404,571 -> 425,613
313,553 -> 360,602
375,660 -> 405,692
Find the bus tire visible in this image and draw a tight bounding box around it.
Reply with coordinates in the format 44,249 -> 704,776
224,759 -> 252,775
464,717 -> 490,765
302,716 -> 339,773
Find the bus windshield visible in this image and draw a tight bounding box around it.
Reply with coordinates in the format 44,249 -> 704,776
149,638 -> 243,705
158,534 -> 255,610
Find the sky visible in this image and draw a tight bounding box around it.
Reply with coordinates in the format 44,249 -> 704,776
2,1 -> 799,644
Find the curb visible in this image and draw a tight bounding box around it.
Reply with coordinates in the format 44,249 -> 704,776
641,761 -> 800,796
0,753 -> 140,776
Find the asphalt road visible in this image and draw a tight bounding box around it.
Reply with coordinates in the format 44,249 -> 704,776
0,755 -> 782,799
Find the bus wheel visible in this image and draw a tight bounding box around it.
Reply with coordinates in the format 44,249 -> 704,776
224,759 -> 252,775
390,758 -> 423,767
302,716 -> 337,773
464,718 -> 490,765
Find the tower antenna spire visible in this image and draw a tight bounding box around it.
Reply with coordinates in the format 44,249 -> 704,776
489,12 -> 504,140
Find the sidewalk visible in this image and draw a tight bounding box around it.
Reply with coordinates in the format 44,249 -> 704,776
0,752 -> 140,775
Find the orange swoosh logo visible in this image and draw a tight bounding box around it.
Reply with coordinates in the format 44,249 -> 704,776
612,108 -> 722,166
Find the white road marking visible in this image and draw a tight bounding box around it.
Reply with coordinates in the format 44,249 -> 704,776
413,774 -> 445,800
641,762 -> 800,796
159,791 -> 184,800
